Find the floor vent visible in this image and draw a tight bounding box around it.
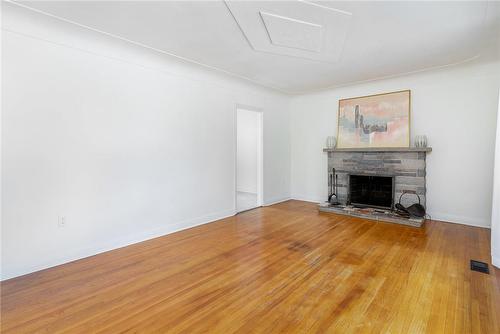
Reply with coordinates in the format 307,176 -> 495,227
470,260 -> 489,274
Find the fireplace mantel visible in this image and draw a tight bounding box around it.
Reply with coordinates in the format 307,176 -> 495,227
323,147 -> 432,153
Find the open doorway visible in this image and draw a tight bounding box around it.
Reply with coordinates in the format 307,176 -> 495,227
236,106 -> 263,213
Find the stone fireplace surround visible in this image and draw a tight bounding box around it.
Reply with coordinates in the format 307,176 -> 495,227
326,147 -> 432,207
321,147 -> 432,227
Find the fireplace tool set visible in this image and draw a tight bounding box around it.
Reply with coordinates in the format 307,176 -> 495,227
328,168 -> 340,205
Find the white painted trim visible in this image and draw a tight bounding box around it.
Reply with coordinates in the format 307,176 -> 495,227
290,196 -> 491,228
257,111 -> 264,208
1,209 -> 236,281
292,55 -> 481,95
235,105 -> 264,213
263,197 -> 291,206
428,212 -> 490,229
5,0 -> 289,94
6,0 -> 484,96
291,195 -> 322,204
299,0 -> 352,16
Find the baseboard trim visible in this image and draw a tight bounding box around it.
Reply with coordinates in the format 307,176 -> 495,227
1,209 -> 236,281
3,202 -> 491,280
428,212 -> 490,228
290,195 -> 322,203
290,196 -> 491,228
263,196 -> 291,206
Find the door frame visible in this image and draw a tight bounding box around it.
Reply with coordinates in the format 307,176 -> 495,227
235,104 -> 264,213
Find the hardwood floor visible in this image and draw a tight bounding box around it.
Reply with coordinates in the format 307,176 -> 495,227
1,200 -> 499,333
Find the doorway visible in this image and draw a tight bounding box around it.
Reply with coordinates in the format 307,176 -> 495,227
236,107 -> 263,213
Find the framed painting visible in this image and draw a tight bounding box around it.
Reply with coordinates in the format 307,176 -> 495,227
337,90 -> 410,148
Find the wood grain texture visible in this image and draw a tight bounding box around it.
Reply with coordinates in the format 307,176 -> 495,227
1,200 -> 499,333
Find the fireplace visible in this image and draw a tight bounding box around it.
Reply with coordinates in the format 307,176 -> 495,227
348,174 -> 394,210
320,147 -> 431,227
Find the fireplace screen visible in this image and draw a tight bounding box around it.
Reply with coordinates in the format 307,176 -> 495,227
348,174 -> 394,210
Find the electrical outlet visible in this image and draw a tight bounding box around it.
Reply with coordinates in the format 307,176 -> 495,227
58,216 -> 66,228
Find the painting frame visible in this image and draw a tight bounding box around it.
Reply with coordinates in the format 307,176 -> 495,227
336,89 -> 411,149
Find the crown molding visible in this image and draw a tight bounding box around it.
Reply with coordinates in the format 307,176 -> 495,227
4,1 -> 492,96
290,55 -> 482,95
5,0 -> 292,95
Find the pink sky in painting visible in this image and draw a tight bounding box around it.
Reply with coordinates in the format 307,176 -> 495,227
338,91 -> 410,148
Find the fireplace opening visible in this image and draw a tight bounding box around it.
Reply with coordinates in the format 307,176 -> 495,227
348,174 -> 394,210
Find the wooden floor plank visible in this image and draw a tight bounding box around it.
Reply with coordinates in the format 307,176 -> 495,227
1,200 -> 499,333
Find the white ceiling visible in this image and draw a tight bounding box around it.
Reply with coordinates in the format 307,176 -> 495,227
13,1 -> 500,94
225,1 -> 352,63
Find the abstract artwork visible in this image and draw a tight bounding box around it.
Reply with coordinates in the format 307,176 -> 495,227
337,90 -> 410,148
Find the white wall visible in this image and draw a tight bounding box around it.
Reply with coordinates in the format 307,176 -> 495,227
3,1 -> 498,280
0,1 -> 4,281
1,4 -> 291,280
237,109 -> 260,194
290,60 -> 500,228
492,90 -> 500,268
